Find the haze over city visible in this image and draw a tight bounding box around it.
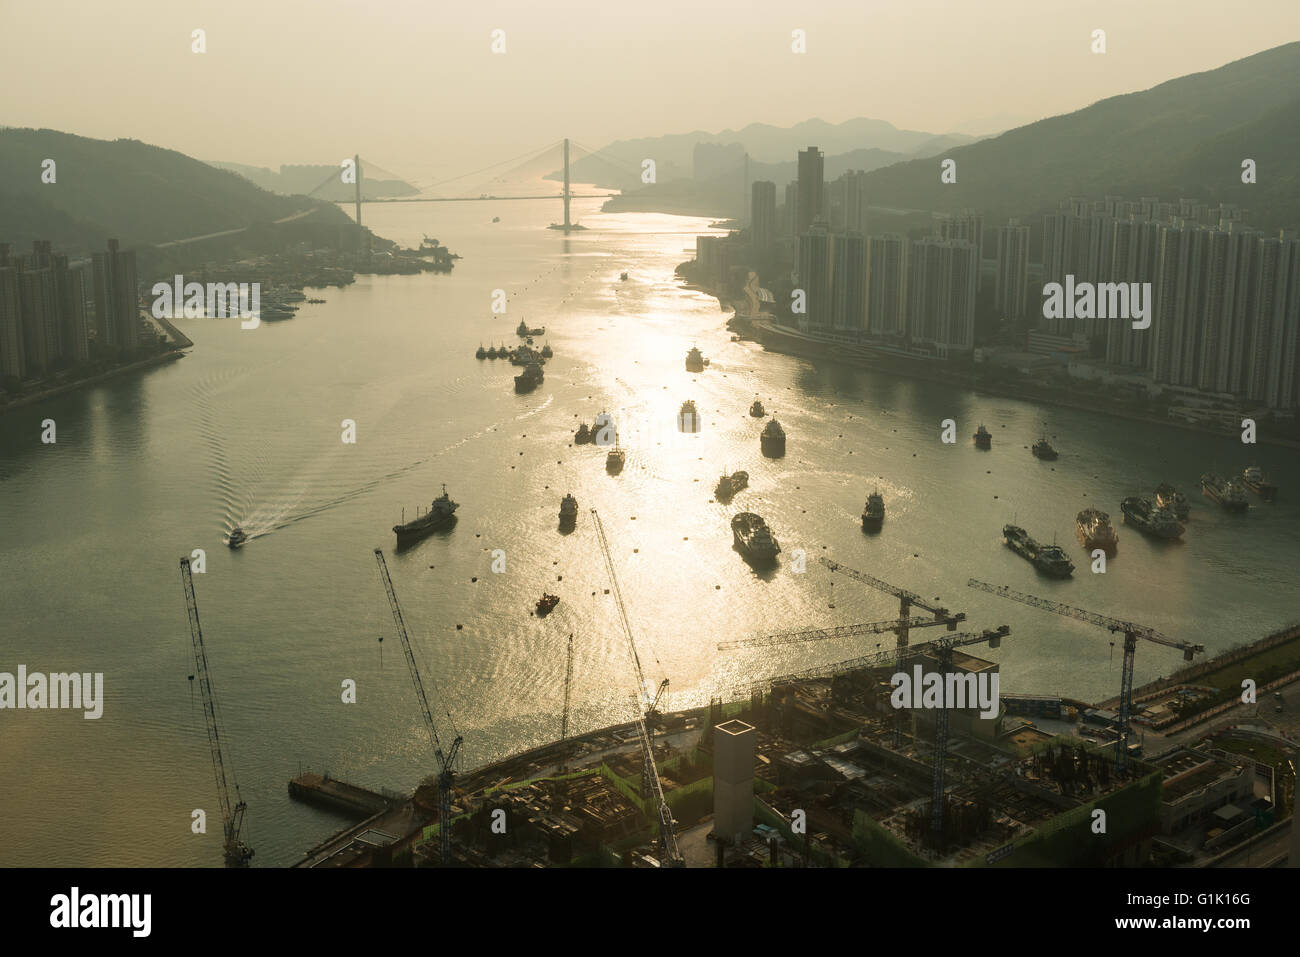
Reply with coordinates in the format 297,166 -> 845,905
4,0 -> 1299,178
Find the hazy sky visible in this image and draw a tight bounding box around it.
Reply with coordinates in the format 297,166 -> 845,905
5,0 -> 1298,185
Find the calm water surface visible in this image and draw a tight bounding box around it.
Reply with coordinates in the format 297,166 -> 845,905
2,194 -> 1297,865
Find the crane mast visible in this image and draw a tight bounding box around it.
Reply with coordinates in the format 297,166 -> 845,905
968,579 -> 1203,770
561,632 -> 575,744
179,557 -> 253,867
591,509 -> 683,866
374,548 -> 463,865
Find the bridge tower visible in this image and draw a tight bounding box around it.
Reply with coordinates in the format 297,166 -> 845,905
562,138 -> 571,231
354,153 -> 363,248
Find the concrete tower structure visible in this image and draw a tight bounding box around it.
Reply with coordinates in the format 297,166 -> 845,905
713,719 -> 756,846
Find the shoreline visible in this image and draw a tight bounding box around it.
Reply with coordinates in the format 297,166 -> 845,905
0,346 -> 187,416
702,296 -> 1300,451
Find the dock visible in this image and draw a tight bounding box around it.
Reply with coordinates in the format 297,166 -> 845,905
288,771 -> 394,818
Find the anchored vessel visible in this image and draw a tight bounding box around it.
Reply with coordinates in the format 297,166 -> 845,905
685,345 -> 707,373
861,491 -> 885,532
1154,482 -> 1191,521
516,320 -> 545,337
393,485 -> 459,546
574,422 -> 593,444
541,343 -> 553,359
1201,473 -> 1249,512
761,419 -> 786,457
1075,508 -> 1118,552
715,470 -> 749,501
620,272 -> 629,281
678,399 -> 700,432
974,424 -> 992,449
559,493 -> 578,528
1242,466 -> 1277,501
750,400 -> 766,417
1121,496 -> 1185,539
536,593 -> 560,616
475,344 -> 487,359
606,446 -> 626,474
227,527 -> 247,548
1002,524 -> 1075,577
514,361 -> 544,394
732,512 -> 781,563
1031,436 -> 1058,460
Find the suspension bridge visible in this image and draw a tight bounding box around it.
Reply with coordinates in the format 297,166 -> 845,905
304,138 -> 643,234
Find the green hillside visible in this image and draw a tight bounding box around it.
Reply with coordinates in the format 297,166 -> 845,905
853,42 -> 1300,230
0,129 -> 353,254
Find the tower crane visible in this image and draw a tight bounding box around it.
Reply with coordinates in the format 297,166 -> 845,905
559,632 -> 574,770
179,557 -> 253,867
717,615 -> 963,652
754,624 -> 1011,843
819,557 -> 963,654
374,548 -> 463,866
968,579 -> 1203,771
819,557 -> 965,746
591,509 -> 683,866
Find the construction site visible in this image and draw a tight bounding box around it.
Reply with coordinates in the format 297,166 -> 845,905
180,518 -> 1293,869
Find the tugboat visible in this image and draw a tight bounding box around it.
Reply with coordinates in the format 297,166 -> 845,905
606,446 -> 626,474
541,343 -> 554,359
1075,508 -> 1117,553
1201,473 -> 1249,512
1242,466 -> 1278,501
536,593 -> 560,616
973,424 -> 992,449
1031,435 -> 1058,460
393,485 -> 459,546
1003,524 -> 1074,577
732,512 -> 781,564
1154,483 -> 1191,521
574,422 -> 593,444
861,491 -> 885,532
559,494 -> 578,529
715,470 -> 749,501
678,399 -> 700,432
760,419 -> 786,458
514,361 -> 544,394
685,345 -> 706,373
475,344 -> 487,359
750,400 -> 766,417
1121,496 -> 1185,539
227,527 -> 247,549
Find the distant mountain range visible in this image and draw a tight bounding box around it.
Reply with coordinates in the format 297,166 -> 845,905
558,117 -> 980,191
0,130 -> 353,255
601,42 -> 1300,231
208,161 -> 419,202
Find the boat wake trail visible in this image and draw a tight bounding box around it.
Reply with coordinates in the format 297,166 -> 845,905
215,413 -> 513,541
